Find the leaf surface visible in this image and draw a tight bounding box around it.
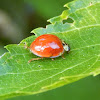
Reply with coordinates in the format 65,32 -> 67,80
0,0 -> 100,99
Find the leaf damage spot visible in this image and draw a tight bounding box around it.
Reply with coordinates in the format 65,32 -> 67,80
63,17 -> 74,24
90,2 -> 93,6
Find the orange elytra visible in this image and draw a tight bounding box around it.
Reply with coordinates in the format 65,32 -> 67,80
29,34 -> 70,62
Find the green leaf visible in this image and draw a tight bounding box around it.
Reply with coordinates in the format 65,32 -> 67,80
0,0 -> 100,99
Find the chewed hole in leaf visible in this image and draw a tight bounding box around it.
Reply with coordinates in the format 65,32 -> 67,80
63,17 -> 74,24
30,32 -> 35,35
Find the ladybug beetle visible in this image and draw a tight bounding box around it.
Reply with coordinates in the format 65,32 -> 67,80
28,34 -> 70,62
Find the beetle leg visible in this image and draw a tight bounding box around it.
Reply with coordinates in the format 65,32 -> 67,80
28,57 -> 43,63
51,58 -> 54,61
61,55 -> 65,59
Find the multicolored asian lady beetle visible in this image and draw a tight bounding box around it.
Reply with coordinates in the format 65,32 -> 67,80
28,34 -> 70,62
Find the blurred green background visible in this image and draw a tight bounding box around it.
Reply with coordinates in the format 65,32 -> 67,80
0,0 -> 100,100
